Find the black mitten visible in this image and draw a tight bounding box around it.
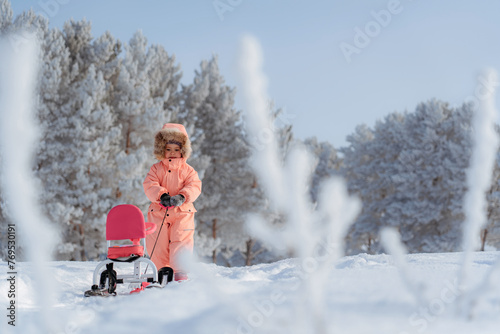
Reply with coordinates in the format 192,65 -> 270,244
160,193 -> 171,207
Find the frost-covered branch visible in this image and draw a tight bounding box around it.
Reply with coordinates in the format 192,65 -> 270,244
380,227 -> 427,307
0,33 -> 60,332
458,69 -> 500,317
237,34 -> 360,334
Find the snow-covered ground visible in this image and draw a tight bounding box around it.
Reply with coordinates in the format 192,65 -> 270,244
2,251 -> 500,334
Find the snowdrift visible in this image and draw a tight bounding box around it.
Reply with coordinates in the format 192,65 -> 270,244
2,251 -> 500,334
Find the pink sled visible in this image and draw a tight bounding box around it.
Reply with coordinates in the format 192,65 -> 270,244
87,204 -> 159,295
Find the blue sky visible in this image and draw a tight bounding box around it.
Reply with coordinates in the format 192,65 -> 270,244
9,0 -> 500,148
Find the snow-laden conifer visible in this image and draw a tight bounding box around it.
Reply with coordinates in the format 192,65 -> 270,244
303,137 -> 343,204
112,31 -> 181,209
343,100 -> 475,253
36,20 -> 122,260
0,0 -> 12,31
180,56 -> 260,264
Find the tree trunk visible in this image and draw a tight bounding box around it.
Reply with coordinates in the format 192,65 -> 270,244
212,218 -> 217,263
125,125 -> 131,154
78,223 -> 86,261
480,229 -> 488,251
245,238 -> 255,266
244,238 -> 265,266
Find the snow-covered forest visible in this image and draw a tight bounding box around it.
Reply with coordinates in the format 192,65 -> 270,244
1,0 -> 500,268
3,1 -> 500,333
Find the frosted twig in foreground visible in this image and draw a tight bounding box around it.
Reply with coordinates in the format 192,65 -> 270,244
380,227 -> 427,307
236,34 -> 287,212
458,69 -> 500,317
237,34 -> 360,334
0,34 -> 60,333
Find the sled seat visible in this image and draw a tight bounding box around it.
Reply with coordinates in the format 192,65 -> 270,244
105,204 -> 156,260
108,245 -> 145,260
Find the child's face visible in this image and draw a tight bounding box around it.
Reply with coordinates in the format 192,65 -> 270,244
165,143 -> 182,159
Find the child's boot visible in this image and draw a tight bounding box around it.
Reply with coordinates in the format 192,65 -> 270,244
158,267 -> 174,286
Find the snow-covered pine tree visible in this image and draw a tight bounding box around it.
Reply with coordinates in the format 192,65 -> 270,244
0,182 -> 9,258
0,152 -> 15,260
0,0 -> 12,32
180,56 -> 259,264
389,101 -> 473,252
341,124 -> 379,253
483,127 -> 500,250
66,64 -> 121,260
303,137 -> 343,204
238,104 -> 294,265
36,19 -> 122,260
35,23 -> 74,258
112,31 -> 182,210
343,100 -> 475,254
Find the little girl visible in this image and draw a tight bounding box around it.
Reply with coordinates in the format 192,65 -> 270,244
143,123 -> 202,282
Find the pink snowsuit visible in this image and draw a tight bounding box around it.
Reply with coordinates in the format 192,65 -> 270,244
143,124 -> 201,272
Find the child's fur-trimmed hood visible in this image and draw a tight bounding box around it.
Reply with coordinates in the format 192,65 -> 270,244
154,123 -> 192,160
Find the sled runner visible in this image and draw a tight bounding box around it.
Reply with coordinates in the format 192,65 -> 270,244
84,204 -> 173,297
